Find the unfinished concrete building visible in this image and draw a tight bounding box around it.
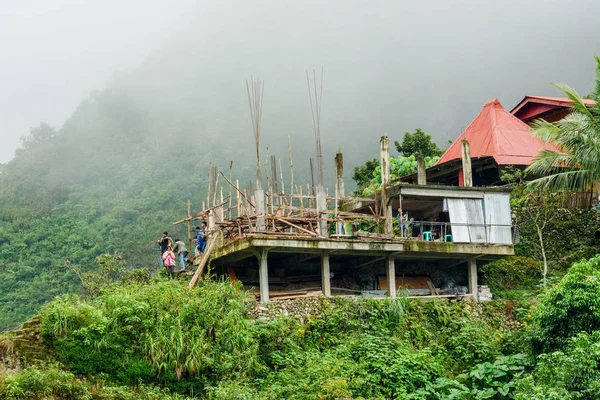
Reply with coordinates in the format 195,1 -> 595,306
176,135 -> 514,302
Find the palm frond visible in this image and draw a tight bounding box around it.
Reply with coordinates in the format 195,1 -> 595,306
525,150 -> 573,177
552,83 -> 597,123
527,169 -> 596,192
530,119 -> 561,143
593,54 -> 600,104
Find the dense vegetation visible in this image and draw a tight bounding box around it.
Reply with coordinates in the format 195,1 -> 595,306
0,83 -> 252,330
352,128 -> 442,195
3,253 -> 600,399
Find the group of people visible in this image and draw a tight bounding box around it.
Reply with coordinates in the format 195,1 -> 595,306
157,222 -> 208,278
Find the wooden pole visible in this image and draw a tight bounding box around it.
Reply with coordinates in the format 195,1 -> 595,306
309,158 -> 315,195
279,158 -> 286,215
236,179 -> 241,218
212,167 -> 219,207
228,161 -> 233,219
187,200 -> 193,263
219,186 -> 224,221
288,136 -> 294,206
188,234 -> 218,288
206,163 -> 212,210
335,152 -> 345,235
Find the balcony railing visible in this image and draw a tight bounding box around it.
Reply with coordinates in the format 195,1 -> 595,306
401,221 -> 515,245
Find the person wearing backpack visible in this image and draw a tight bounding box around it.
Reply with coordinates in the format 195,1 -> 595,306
161,246 -> 176,279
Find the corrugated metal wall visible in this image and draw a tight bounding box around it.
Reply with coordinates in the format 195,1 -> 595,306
447,198 -> 487,243
484,193 -> 512,245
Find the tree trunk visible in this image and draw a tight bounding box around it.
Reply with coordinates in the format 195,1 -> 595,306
537,226 -> 548,287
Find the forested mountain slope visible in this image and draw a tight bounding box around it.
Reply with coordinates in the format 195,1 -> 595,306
0,75 -> 260,329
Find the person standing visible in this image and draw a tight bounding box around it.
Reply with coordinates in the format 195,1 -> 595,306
173,238 -> 188,272
194,222 -> 208,257
157,232 -> 173,267
397,208 -> 409,238
161,246 -> 176,279
158,232 -> 173,255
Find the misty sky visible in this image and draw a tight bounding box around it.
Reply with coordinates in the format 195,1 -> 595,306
1,0 -> 600,163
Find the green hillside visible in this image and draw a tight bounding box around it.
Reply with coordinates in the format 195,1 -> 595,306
0,79 -> 252,329
4,256 -> 600,399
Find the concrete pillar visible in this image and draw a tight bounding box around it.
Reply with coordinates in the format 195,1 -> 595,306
335,153 -> 345,235
255,188 -> 266,231
387,254 -> 396,298
321,251 -> 331,297
316,186 -> 328,238
258,249 -> 269,302
380,136 -> 393,235
417,154 -> 427,185
461,140 -> 473,187
468,258 -> 478,301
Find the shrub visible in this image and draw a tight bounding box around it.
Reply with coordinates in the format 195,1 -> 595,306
417,353 -> 530,400
0,365 -> 193,399
513,332 -> 600,400
39,279 -> 260,391
0,366 -> 90,400
531,255 -> 600,351
481,256 -> 542,293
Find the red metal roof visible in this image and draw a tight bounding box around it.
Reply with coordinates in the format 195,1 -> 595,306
436,98 -> 561,166
510,96 -> 596,122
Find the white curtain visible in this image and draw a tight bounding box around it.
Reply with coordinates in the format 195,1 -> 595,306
484,193 -> 512,245
447,198 -> 487,243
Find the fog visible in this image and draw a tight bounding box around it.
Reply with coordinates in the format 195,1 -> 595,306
2,0 -> 600,164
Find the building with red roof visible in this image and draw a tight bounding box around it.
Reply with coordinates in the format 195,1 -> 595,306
510,95 -> 595,124
402,98 -> 561,186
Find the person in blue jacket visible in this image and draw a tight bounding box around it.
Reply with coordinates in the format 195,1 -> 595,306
194,222 -> 207,256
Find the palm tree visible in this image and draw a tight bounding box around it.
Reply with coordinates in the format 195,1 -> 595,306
525,56 -> 600,191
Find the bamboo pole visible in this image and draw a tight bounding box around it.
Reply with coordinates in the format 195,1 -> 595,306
213,167 -> 219,207
187,200 -> 193,262
220,186 -> 224,221
228,160 -> 233,219
288,136 -> 294,206
206,163 -> 212,210
236,179 -> 241,218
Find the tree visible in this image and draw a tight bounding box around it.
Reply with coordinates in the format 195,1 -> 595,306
19,122 -> 56,149
352,158 -> 379,192
531,255 -> 600,352
513,190 -> 560,287
525,56 -> 600,191
394,128 -> 442,157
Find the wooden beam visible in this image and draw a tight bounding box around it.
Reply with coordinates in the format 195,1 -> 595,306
188,234 -> 219,288
274,217 -> 318,236
335,152 -> 345,236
